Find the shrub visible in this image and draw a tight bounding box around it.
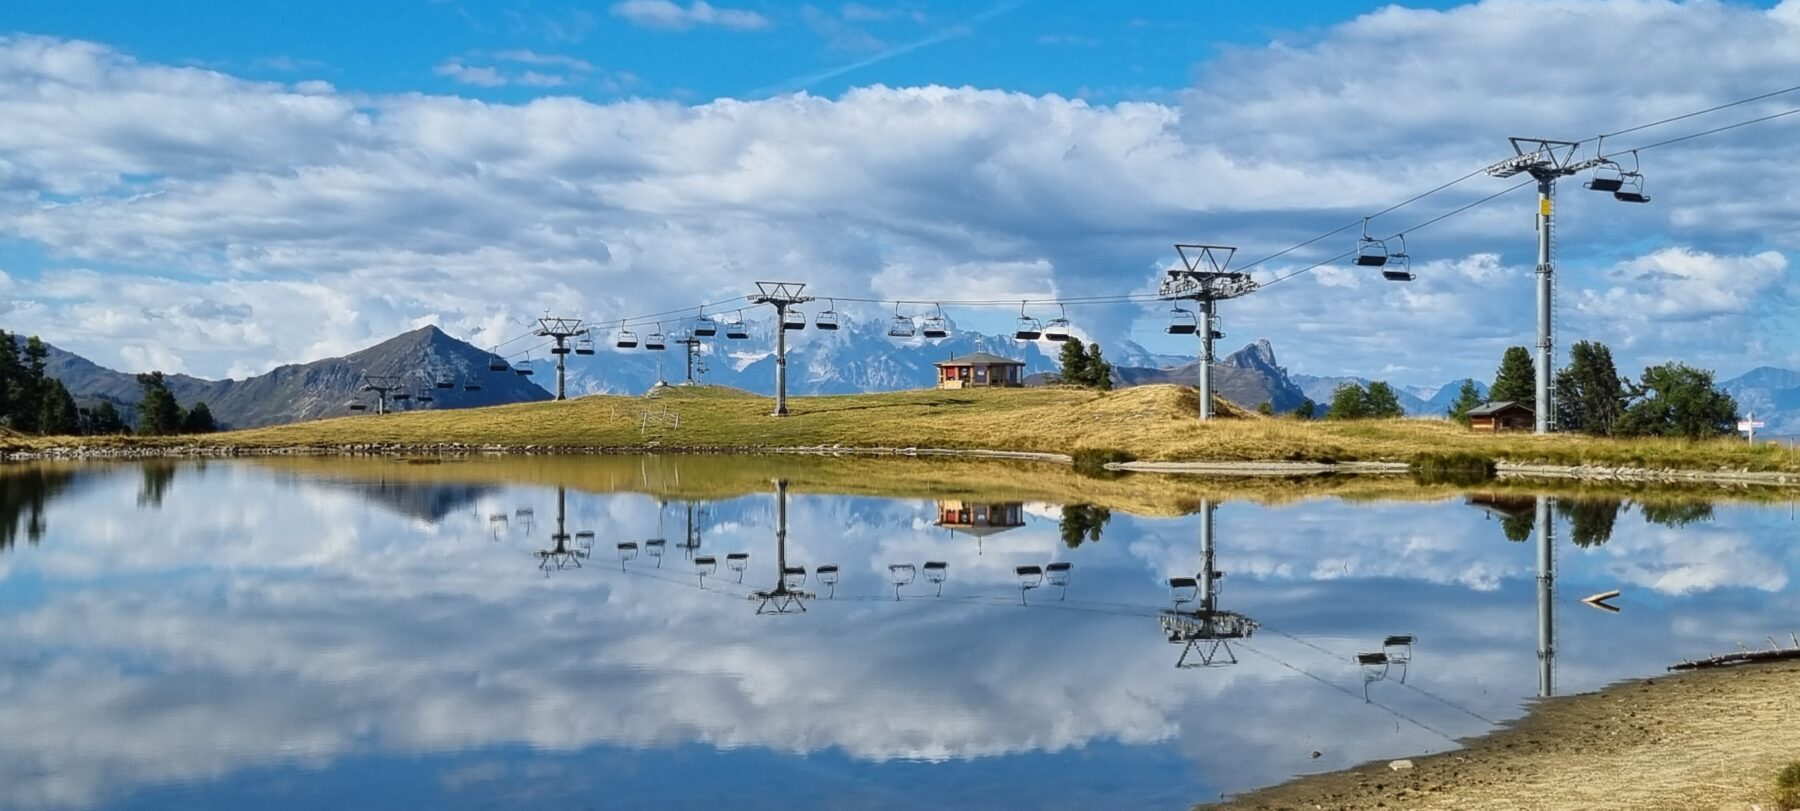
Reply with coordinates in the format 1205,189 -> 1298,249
1775,761 -> 1800,810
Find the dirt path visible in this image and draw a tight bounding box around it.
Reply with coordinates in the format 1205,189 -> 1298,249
1211,660 -> 1800,810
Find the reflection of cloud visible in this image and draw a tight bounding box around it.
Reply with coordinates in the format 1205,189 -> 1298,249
0,464 -> 1794,808
1601,528 -> 1788,594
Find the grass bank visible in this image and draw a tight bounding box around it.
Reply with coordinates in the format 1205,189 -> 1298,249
6,385 -> 1797,475
1213,660 -> 1800,810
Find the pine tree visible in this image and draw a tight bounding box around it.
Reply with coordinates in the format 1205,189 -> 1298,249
1295,398 -> 1317,420
136,372 -> 185,436
1363,381 -> 1404,418
182,402 -> 218,434
1489,346 -> 1535,405
36,379 -> 79,436
0,328 -> 17,427
1617,363 -> 1738,439
1057,340 -> 1090,387
1327,383 -> 1368,420
10,336 -> 48,433
1256,400 -> 1273,416
1447,379 -> 1483,426
1553,341 -> 1626,436
1086,342 -> 1113,390
86,400 -> 129,435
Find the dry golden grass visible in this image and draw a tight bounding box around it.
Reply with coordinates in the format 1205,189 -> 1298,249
9,385 -> 1798,474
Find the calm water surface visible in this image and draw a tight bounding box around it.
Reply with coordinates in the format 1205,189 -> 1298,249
1,458 -> 1795,810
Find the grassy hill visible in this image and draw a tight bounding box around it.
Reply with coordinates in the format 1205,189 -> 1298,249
9,384 -> 1797,474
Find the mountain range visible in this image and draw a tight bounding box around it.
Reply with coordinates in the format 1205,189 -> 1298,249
13,321 -> 1798,434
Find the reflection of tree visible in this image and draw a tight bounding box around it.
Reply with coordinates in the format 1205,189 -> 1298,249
137,462 -> 178,509
1,468 -> 77,551
1638,500 -> 1714,528
1468,494 -> 1536,543
1556,498 -> 1622,548
1059,504 -> 1111,548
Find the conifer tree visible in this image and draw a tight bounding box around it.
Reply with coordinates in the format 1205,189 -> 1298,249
1447,379 -> 1483,426
1489,346 -> 1536,405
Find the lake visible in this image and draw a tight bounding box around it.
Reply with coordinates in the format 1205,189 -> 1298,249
1,456 -> 1795,810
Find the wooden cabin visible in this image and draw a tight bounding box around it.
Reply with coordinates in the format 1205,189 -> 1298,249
1467,401 -> 1534,432
934,352 -> 1025,389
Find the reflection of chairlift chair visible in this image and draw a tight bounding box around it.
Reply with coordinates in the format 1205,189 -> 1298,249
816,564 -> 840,598
515,507 -> 534,534
727,552 -> 750,582
694,555 -> 717,585
1046,561 -> 1072,601
1015,565 -> 1044,605
783,565 -> 807,590
616,541 -> 639,570
1357,651 -> 1391,701
922,561 -> 948,597
1383,635 -> 1414,682
574,530 -> 595,554
645,538 -> 666,567
888,563 -> 916,601
1169,576 -> 1199,608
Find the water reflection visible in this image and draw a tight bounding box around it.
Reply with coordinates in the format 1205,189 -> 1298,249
1,465 -> 77,550
0,457 -> 1793,811
1159,498 -> 1256,668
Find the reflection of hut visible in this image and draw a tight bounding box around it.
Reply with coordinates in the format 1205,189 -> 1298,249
1467,401 -> 1533,432
935,500 -> 1026,538
1465,493 -> 1534,521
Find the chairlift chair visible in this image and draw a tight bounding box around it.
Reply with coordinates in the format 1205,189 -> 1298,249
815,300 -> 840,331
724,311 -> 750,340
922,561 -> 948,597
347,401 -> 367,412
515,358 -> 535,377
693,312 -> 718,338
1015,565 -> 1045,604
644,324 -> 667,351
415,391 -> 434,404
617,541 -> 639,569
783,565 -> 807,590
464,382 -> 483,392
1355,219 -> 1390,267
921,304 -> 950,339
1046,561 -> 1072,600
488,354 -> 509,372
782,307 -> 806,331
1043,305 -> 1073,342
436,377 -> 455,390
390,391 -> 411,402
1381,233 -> 1416,282
1014,302 -> 1043,341
816,564 -> 841,598
575,334 -> 596,356
887,563 -> 916,601
615,328 -> 639,349
1169,576 -> 1199,607
551,341 -> 570,356
727,552 -> 750,582
1166,305 -> 1199,335
887,303 -> 917,339
1585,160 -> 1626,193
694,555 -> 717,585
1614,172 -> 1651,204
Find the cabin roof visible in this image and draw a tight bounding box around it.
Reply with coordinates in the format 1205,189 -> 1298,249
1467,400 -> 1533,417
934,352 -> 1025,367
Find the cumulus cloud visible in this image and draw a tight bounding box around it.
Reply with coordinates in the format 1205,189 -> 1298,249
609,0 -> 770,31
1,0 -> 1799,383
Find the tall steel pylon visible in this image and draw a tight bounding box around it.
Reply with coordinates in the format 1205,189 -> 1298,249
749,282 -> 813,417
1157,245 -> 1259,420
1484,138 -> 1612,434
535,316 -> 588,401
675,333 -> 705,385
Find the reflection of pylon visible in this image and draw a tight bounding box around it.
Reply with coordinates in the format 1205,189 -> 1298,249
536,487 -> 590,574
1159,498 -> 1257,667
752,479 -> 810,613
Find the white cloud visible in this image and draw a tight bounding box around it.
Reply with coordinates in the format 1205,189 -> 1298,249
2,0 -> 1800,383
609,0 -> 771,31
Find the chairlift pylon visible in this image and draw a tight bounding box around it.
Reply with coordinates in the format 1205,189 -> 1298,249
1355,218 -> 1390,268
1166,305 -> 1198,335
921,303 -> 949,339
887,302 -> 916,339
815,299 -> 840,331
1043,304 -> 1072,342
1014,302 -> 1043,341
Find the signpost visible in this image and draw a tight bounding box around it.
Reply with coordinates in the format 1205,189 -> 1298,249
1737,412 -> 1766,443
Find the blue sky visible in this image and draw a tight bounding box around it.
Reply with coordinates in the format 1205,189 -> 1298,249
1,0 -> 1797,385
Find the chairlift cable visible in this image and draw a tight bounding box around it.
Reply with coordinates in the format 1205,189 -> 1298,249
1625,104 -> 1800,153
1597,83 -> 1800,140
